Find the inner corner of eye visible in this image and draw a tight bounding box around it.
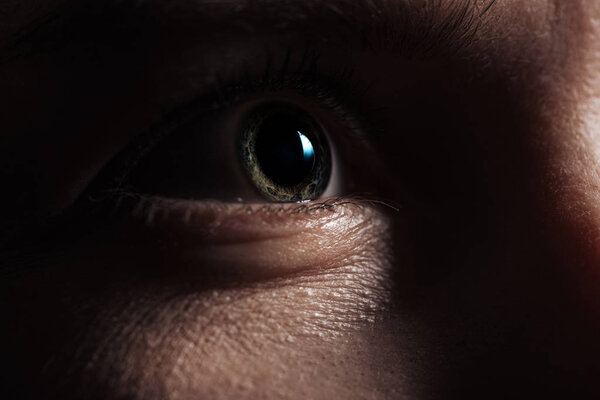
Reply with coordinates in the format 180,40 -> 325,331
238,101 -> 335,203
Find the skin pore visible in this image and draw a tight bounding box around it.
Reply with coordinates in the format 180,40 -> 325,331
2,0 -> 600,398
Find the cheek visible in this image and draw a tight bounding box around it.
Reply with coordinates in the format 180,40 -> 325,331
4,202 -> 407,399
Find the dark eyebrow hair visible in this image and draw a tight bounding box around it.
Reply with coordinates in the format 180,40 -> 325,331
1,0 -> 498,62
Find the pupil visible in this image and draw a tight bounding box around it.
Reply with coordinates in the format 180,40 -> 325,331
255,114 -> 316,187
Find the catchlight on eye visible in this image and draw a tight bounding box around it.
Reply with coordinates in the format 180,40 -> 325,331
239,102 -> 332,202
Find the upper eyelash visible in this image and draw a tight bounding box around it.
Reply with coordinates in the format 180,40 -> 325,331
210,44 -> 382,139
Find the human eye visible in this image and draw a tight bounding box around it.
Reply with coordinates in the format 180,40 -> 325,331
67,46 -> 396,285
86,49 -> 377,209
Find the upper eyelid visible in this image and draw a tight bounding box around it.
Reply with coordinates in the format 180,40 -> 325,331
74,47 -> 379,212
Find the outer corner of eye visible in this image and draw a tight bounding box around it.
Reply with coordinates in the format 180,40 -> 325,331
237,101 -> 342,203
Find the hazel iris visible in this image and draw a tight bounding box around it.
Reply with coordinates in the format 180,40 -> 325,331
239,103 -> 331,202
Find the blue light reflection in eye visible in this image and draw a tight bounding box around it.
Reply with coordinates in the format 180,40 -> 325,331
298,131 -> 315,164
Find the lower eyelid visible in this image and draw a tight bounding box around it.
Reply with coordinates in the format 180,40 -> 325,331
121,195 -> 392,280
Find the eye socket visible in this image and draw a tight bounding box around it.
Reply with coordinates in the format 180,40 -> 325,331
239,102 -> 332,202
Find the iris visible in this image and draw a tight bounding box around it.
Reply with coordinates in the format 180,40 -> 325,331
240,103 -> 331,202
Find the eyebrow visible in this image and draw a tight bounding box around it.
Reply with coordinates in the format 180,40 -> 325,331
1,0 -> 498,62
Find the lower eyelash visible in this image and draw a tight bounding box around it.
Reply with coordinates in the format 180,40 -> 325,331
122,193 -> 400,229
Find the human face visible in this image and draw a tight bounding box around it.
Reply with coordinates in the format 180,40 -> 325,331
1,0 -> 600,398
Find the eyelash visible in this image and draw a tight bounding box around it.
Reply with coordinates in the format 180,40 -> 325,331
75,44 -> 382,220
211,45 -> 379,138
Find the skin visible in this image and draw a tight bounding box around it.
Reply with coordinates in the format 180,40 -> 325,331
1,0 -> 600,398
